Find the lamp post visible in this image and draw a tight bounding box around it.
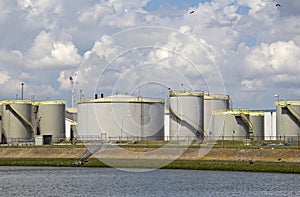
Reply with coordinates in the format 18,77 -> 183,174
21,83 -> 24,100
69,76 -> 75,108
274,94 -> 280,104
121,115 -> 132,141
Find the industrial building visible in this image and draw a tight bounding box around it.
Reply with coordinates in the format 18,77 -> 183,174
77,95 -> 165,141
65,108 -> 77,141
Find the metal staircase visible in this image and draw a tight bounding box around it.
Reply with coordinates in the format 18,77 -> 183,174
283,104 -> 300,123
235,113 -> 254,139
78,141 -> 106,164
6,104 -> 34,133
169,107 -> 204,139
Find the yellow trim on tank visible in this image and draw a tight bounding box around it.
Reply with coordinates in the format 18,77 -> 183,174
77,98 -> 164,104
33,100 -> 66,105
249,111 -> 265,116
169,91 -> 204,97
213,109 -> 250,115
276,100 -> 300,106
70,121 -> 77,126
1,100 -> 32,105
66,107 -> 78,113
204,94 -> 230,100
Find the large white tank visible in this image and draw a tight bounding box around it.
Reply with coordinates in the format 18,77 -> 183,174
77,95 -> 165,140
33,101 -> 66,141
276,101 -> 300,138
204,93 -> 229,140
264,111 -> 277,140
169,91 -> 204,140
249,111 -> 264,140
213,109 -> 253,140
1,100 -> 34,143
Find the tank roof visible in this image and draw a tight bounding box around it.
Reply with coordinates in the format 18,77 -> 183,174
1,100 -> 32,105
33,100 -> 66,105
276,100 -> 300,106
249,111 -> 265,116
66,107 -> 78,113
169,91 -> 204,97
204,94 -> 230,100
213,109 -> 250,115
77,97 -> 164,104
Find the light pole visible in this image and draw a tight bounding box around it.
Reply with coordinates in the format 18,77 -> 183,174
69,76 -> 75,108
274,94 -> 280,104
21,83 -> 24,100
121,115 -> 132,141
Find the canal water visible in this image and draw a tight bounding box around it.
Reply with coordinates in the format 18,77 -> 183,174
0,166 -> 299,196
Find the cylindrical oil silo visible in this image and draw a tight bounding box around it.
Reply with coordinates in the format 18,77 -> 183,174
169,91 -> 204,140
1,100 -> 34,144
33,101 -> 66,142
0,103 -> 2,144
77,95 -> 165,141
249,111 -> 264,140
276,101 -> 300,138
213,109 -> 252,140
204,93 -> 229,140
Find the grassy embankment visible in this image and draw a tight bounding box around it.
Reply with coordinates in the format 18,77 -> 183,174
0,158 -> 299,174
0,139 -> 299,173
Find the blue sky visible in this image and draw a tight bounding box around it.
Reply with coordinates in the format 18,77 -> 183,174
0,0 -> 300,109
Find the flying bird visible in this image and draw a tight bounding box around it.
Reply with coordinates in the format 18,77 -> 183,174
276,3 -> 281,7
189,10 -> 195,14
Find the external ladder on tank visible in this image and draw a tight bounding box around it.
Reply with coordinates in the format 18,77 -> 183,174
5,104 -> 35,133
235,113 -> 255,139
283,104 -> 300,124
169,107 -> 205,139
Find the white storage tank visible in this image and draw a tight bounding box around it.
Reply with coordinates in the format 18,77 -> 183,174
276,101 -> 300,138
249,111 -> 264,140
33,101 -> 66,142
264,111 -> 277,140
169,91 -> 204,140
213,109 -> 253,140
77,95 -> 165,140
1,100 -> 34,144
204,93 -> 229,140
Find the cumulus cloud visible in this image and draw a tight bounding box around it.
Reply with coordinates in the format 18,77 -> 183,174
25,30 -> 81,69
0,0 -> 300,108
78,0 -> 151,27
0,72 -> 11,85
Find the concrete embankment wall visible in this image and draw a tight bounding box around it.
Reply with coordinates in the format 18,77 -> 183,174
0,147 -> 299,163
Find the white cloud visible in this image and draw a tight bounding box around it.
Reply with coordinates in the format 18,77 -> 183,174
241,79 -> 264,91
25,31 -> 81,69
245,41 -> 300,74
17,0 -> 60,17
0,0 -> 299,108
0,72 -> 10,85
